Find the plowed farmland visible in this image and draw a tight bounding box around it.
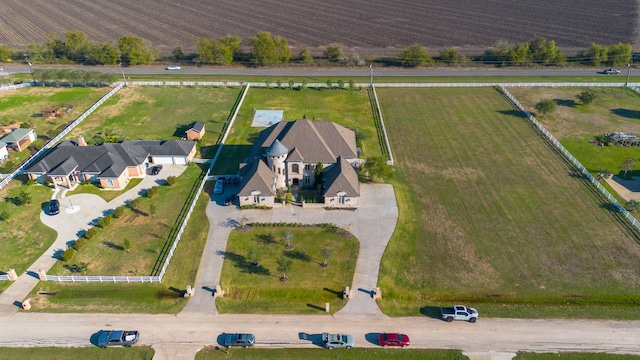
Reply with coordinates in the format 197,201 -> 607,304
0,0 -> 636,53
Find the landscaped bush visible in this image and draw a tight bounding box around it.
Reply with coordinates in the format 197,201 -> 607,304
112,206 -> 124,218
127,198 -> 140,209
72,238 -> 87,250
166,176 -> 177,186
146,186 -> 159,198
60,248 -> 76,262
83,227 -> 98,239
97,214 -> 113,228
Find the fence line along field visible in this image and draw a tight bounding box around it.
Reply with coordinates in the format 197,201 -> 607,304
376,87 -> 640,319
0,0 -> 635,53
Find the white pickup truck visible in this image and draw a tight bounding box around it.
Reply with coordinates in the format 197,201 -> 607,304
441,305 -> 479,323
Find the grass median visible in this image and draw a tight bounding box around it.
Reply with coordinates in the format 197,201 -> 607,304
216,225 -> 358,314
196,347 -> 466,359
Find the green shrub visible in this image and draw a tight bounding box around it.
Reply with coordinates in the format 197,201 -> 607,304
127,198 -> 140,209
60,248 -> 76,262
25,178 -> 37,186
112,206 -> 124,218
83,227 -> 98,239
146,186 -> 159,198
97,214 -> 113,228
0,210 -> 10,222
166,176 -> 177,186
72,238 -> 87,250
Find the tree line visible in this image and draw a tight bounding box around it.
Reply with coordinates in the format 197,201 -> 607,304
0,30 -> 633,68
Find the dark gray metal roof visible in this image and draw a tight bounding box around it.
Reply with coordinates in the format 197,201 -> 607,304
266,139 -> 288,157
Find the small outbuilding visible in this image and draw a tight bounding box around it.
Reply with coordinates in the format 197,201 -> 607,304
0,128 -> 36,151
606,132 -> 640,146
185,121 -> 205,140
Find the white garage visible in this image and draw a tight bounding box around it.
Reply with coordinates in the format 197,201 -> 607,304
152,156 -> 187,165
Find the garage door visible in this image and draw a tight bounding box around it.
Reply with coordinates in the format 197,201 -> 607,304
153,156 -> 174,165
173,157 -> 187,165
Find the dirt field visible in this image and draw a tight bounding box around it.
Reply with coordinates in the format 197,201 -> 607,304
0,0 -> 635,54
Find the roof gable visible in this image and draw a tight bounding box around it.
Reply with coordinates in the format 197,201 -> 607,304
323,156 -> 360,197
0,128 -> 33,143
237,159 -> 276,196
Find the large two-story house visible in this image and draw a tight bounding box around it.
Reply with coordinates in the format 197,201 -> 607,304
237,119 -> 360,208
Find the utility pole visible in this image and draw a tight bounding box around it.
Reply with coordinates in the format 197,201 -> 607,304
369,63 -> 373,88
24,52 -> 35,84
625,63 -> 631,87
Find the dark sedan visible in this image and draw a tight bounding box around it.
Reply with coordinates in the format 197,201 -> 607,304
48,199 -> 60,215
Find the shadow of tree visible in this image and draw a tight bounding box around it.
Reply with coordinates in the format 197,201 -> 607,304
611,108 -> 640,119
256,234 -> 276,244
103,241 -> 124,251
554,98 -> 575,107
284,250 -> 311,262
222,251 -> 270,276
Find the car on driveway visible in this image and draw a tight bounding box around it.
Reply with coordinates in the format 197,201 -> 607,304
223,333 -> 255,348
213,178 -> 225,194
321,332 -> 354,349
166,65 -> 181,70
378,332 -> 410,347
150,165 -> 163,175
604,68 -> 621,74
48,199 -> 60,215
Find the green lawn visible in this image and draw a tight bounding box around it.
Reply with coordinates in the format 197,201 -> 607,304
216,225 -> 358,314
0,86 -> 110,172
0,347 -> 154,360
214,87 -> 379,174
196,347 -> 467,360
47,164 -> 204,276
0,180 -> 57,291
66,178 -> 143,202
507,87 -> 640,177
65,86 -> 241,157
27,167 -> 211,313
375,87 -> 640,319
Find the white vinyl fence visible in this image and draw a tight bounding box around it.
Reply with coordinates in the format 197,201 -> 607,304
44,275 -> 159,283
500,85 -> 640,232
0,82 -> 31,92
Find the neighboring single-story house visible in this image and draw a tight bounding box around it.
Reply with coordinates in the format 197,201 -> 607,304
26,138 -> 197,189
0,128 -> 36,151
237,119 -> 360,208
0,142 -> 8,163
185,121 -> 205,140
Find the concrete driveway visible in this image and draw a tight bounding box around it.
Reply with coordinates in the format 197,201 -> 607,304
0,165 -> 188,315
179,183 -> 399,319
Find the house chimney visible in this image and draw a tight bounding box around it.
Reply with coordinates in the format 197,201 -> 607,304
78,135 -> 87,146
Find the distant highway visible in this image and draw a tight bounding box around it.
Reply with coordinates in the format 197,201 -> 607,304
1,65 -> 624,78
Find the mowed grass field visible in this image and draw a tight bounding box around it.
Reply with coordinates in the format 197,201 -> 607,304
507,87 -> 640,177
214,87 -> 378,174
66,86 -> 241,156
376,87 -> 640,318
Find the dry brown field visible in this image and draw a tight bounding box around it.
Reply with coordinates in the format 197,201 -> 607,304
0,0 -> 636,54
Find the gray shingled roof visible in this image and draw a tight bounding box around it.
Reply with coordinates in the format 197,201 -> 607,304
27,140 -> 196,178
237,159 -> 276,196
322,156 -> 360,197
253,120 -> 357,164
188,121 -> 205,133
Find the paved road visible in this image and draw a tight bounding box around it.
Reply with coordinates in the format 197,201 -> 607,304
0,313 -> 638,357
2,65 -> 622,78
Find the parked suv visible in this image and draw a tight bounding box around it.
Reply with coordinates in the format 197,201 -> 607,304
213,178 -> 225,194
